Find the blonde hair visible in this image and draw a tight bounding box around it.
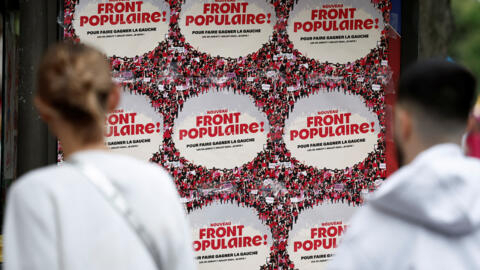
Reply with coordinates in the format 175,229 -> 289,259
37,42 -> 114,143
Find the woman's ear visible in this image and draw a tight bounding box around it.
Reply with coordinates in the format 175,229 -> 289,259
106,85 -> 121,113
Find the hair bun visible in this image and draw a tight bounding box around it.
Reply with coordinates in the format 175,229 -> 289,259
37,42 -> 115,142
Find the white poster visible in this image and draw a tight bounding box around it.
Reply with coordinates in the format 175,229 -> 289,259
179,0 -> 276,58
287,0 -> 384,63
189,202 -> 273,270
288,203 -> 357,269
73,0 -> 170,57
284,91 -> 380,169
173,90 -> 269,169
105,91 -> 164,160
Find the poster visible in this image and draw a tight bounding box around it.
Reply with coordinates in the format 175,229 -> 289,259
173,90 -> 269,169
287,0 -> 384,63
287,203 -> 357,269
71,0 -> 170,57
179,0 -> 277,58
188,202 -> 273,269
284,92 -> 380,169
105,91 -> 164,160
65,0 -> 401,268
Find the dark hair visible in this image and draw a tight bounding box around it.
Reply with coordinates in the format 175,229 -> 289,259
398,59 -> 477,122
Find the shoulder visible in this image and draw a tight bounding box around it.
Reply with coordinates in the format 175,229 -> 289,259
329,205 -> 418,270
99,152 -> 167,174
343,205 -> 406,241
95,153 -> 179,198
10,164 -> 76,196
5,165 -> 75,219
106,153 -> 173,184
72,151 -> 173,185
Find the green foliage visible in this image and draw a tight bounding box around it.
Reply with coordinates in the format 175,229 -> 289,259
450,0 -> 480,93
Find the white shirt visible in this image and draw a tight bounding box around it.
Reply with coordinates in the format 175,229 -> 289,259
328,144 -> 480,270
3,150 -> 197,270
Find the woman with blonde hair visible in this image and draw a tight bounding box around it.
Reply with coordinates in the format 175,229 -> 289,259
3,42 -> 196,270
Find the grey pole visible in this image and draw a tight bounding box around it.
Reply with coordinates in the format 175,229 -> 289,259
17,0 -> 59,177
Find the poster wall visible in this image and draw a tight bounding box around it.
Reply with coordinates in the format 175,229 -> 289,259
64,0 -> 401,268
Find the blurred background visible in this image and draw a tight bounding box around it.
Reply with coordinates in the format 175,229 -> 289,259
450,0 -> 480,88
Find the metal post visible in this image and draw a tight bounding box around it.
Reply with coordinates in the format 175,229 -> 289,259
17,0 -> 59,177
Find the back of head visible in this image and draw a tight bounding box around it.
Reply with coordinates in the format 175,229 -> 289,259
37,42 -> 114,143
398,59 -> 477,140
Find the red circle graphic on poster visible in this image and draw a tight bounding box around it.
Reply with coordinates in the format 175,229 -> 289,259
188,202 -> 273,270
287,0 -> 384,63
173,90 -> 270,169
179,0 -> 276,58
284,91 -> 380,170
287,203 -> 357,269
105,90 -> 163,160
72,0 -> 170,57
